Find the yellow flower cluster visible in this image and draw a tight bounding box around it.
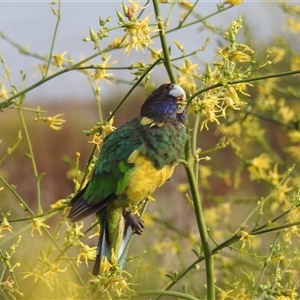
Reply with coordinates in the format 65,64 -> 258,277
177,58 -> 199,93
116,1 -> 159,55
247,153 -> 273,182
89,250 -> 134,297
191,16 -> 259,130
197,84 -> 248,131
0,84 -> 9,100
77,243 -> 97,267
0,217 -> 13,237
88,117 -> 116,151
90,55 -> 117,84
31,217 -> 50,236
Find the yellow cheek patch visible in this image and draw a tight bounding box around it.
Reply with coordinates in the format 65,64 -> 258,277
125,150 -> 175,202
140,116 -> 164,127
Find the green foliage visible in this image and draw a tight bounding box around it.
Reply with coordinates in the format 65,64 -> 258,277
1,0 -> 300,299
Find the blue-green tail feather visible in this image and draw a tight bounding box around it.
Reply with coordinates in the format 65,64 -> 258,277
92,211 -> 131,275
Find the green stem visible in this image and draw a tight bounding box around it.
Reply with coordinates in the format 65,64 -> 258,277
179,0 -> 199,27
187,69 -> 300,105
134,290 -> 199,300
107,57 -> 164,121
184,136 -> 215,299
192,112 -> 201,181
251,232 -> 280,300
17,107 -> 43,213
43,0 -> 61,78
152,0 -> 176,83
162,203 -> 300,293
152,4 -> 232,38
9,106 -> 47,113
27,222 -> 97,298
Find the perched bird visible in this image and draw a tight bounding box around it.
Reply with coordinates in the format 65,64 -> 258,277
68,83 -> 187,275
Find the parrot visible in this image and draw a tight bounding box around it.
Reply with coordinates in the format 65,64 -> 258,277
68,83 -> 187,275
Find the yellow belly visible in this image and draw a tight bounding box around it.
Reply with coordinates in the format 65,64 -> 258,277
125,150 -> 175,202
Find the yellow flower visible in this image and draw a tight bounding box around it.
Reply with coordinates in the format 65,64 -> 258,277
201,106 -> 221,131
271,178 -> 294,211
177,183 -> 189,193
286,145 -> 300,161
88,224 -> 100,239
178,1 -> 194,9
108,36 -> 123,49
112,277 -> 135,297
199,165 -> 212,180
217,288 -> 235,300
247,153 -> 272,181
35,113 -> 66,130
124,14 -> 159,55
31,217 -> 50,236
177,58 -> 198,92
278,99 -> 294,123
269,46 -> 285,64
100,256 -> 112,274
172,39 -> 185,52
233,82 -> 253,97
290,55 -> 300,71
128,0 -> 148,15
239,231 -> 254,250
88,133 -> 103,151
50,199 -> 68,210
216,122 -> 242,137
230,50 -> 251,62
91,55 -> 117,84
88,117 -> 116,151
23,267 -> 44,283
1,276 -> 14,292
149,47 -> 163,62
44,263 -> 67,284
52,51 -> 73,69
268,164 -> 284,186
77,243 -> 97,267
0,84 -> 9,100
103,117 -> 116,135
284,225 -> 300,244
0,217 -> 13,237
286,17 -> 300,33
153,240 -> 178,255
177,73 -> 196,93
288,130 -> 300,143
65,221 -> 84,246
225,0 -> 242,5
224,86 -> 243,110
47,114 -> 66,130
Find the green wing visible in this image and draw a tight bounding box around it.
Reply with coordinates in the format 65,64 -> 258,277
84,117 -> 142,204
68,118 -> 142,221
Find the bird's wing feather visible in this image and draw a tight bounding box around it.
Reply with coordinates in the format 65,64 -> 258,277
68,118 -> 142,221
85,117 -> 142,203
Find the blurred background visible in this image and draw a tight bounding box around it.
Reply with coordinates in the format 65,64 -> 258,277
1,1 -> 289,99
0,0 -> 292,204
1,1 -> 300,299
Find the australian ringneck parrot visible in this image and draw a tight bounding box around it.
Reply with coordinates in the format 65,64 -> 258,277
68,83 -> 187,275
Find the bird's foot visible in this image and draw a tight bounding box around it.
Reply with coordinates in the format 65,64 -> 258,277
124,212 -> 144,235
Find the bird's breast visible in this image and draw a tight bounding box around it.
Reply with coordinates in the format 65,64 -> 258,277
125,150 -> 175,202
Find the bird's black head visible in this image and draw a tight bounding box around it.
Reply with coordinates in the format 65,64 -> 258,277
140,83 -> 187,125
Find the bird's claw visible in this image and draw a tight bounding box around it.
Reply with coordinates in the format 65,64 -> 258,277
124,212 -> 144,235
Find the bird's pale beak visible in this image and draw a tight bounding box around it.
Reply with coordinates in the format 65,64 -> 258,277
176,96 -> 187,114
